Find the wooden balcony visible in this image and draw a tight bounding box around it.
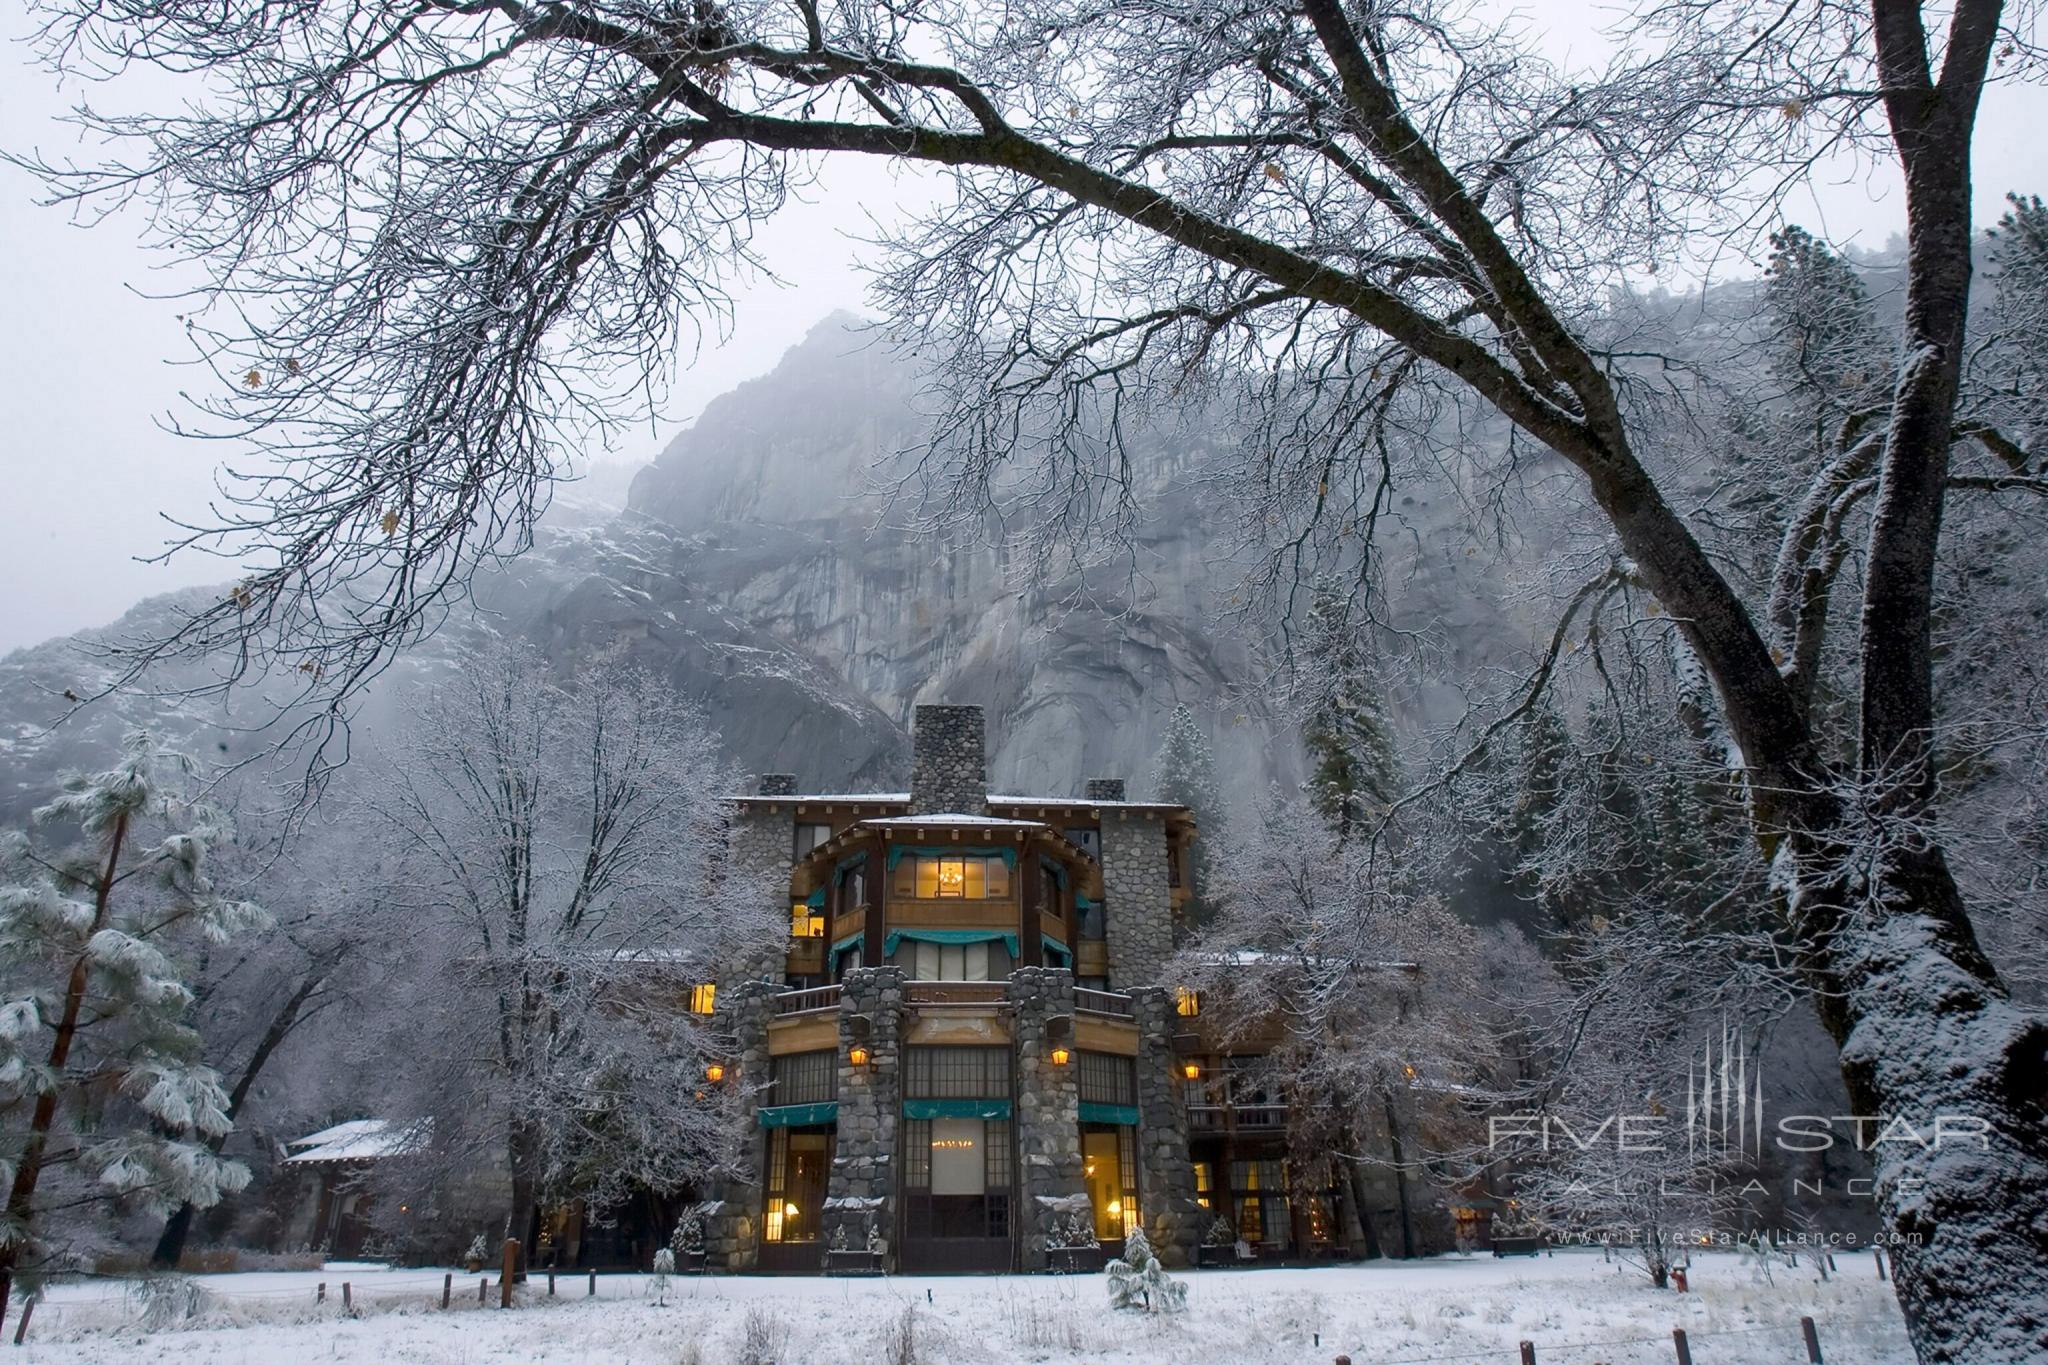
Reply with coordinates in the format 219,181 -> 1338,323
1187,1103 -> 1288,1133
773,984 -> 843,1016
902,981 -> 1009,1007
1074,987 -> 1134,1018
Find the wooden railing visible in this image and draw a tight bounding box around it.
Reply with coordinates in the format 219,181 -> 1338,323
1187,1103 -> 1288,1132
902,981 -> 1008,1006
773,984 -> 842,1016
1074,988 -> 1135,1018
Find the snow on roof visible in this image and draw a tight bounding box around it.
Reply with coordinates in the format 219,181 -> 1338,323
285,1119 -> 427,1164
987,794 -> 1190,811
855,814 -> 1048,828
732,792 -> 910,804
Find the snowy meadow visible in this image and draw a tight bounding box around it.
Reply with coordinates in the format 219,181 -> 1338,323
18,1252 -> 1914,1364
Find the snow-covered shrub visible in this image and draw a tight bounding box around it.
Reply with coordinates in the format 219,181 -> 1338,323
670,1209 -> 706,1255
650,1247 -> 674,1304
129,1275 -> 214,1330
463,1232 -> 489,1269
1202,1216 -> 1235,1248
1050,1210 -> 1096,1249
1104,1226 -> 1186,1313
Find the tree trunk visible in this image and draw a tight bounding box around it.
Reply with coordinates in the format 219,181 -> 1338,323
1380,1087 -> 1416,1259
506,1118 -> 540,1282
0,810 -> 128,1333
151,962 -> 338,1269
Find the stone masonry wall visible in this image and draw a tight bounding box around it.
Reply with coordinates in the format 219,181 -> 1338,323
1084,778 -> 1127,801
1008,968 -> 1089,1270
826,967 -> 903,1259
1099,811 -> 1174,987
1130,987 -> 1202,1268
725,804 -> 793,983
706,980 -> 778,1270
908,704 -> 988,815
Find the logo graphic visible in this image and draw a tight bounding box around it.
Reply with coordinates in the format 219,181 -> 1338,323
1685,1021 -> 1765,1162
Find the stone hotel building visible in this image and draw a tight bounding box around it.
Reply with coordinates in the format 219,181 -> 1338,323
701,704 -> 1335,1274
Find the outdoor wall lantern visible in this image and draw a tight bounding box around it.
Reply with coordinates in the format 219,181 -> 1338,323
705,1062 -> 726,1083
1050,1045 -> 1071,1066
849,1045 -> 871,1067
1182,1062 -> 1201,1081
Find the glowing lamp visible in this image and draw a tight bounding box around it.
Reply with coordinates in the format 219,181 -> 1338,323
849,1045 -> 871,1067
1049,1046 -> 1071,1066
1182,1062 -> 1201,1080
705,1063 -> 726,1083
785,1202 -> 800,1218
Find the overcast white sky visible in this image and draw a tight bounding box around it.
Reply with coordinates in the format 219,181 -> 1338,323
1,3 -> 2042,653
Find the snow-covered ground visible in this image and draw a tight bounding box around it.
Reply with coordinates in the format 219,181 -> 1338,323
17,1250 -> 1915,1363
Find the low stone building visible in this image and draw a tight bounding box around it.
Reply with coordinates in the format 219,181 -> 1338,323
701,704 -> 1342,1274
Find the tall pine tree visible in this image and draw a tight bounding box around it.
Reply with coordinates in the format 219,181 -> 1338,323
1300,594 -> 1401,847
1151,704 -> 1219,919
0,734 -> 266,1324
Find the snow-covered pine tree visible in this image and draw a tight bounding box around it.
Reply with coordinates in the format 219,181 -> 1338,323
0,733 -> 268,1327
1300,592 -> 1400,847
1103,1225 -> 1186,1313
1151,703 -> 1219,916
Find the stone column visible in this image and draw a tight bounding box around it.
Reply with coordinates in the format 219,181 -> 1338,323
826,966 -> 903,1261
1008,967 -> 1089,1271
1099,811 -> 1174,988
1130,986 -> 1201,1268
705,979 -> 777,1270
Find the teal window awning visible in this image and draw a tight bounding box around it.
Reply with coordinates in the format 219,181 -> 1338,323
1041,934 -> 1072,966
759,1101 -> 839,1128
1079,1102 -> 1139,1126
805,887 -> 828,909
903,1098 -> 1013,1121
1074,894 -> 1099,911
883,928 -> 1021,958
830,931 -> 865,955
836,850 -> 869,876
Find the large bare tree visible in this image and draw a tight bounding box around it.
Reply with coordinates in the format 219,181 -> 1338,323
16,0 -> 2046,1355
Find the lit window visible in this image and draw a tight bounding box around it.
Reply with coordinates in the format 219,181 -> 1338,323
689,983 -> 717,1015
908,855 -> 1008,899
1175,987 -> 1201,1017
790,905 -> 825,938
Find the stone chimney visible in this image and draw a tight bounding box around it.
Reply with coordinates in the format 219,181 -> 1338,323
1084,778 -> 1126,802
909,705 -> 988,815
757,773 -> 798,797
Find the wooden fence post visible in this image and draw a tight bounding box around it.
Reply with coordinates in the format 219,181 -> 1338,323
11,1298 -> 33,1345
588,1269 -> 597,1297
478,1277 -> 487,1305
500,1239 -> 519,1308
1671,1328 -> 1692,1365
1519,1342 -> 1536,1365
1801,1315 -> 1823,1363
547,1270 -> 556,1296
342,1282 -> 352,1313
317,1282 -> 326,1304
1874,1247 -> 1888,1281
441,1273 -> 452,1308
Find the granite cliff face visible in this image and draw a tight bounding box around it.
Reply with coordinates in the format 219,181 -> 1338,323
622,313 -> 1300,797
0,315 -> 1316,809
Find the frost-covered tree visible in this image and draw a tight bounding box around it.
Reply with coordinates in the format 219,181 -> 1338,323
1189,791 -> 1545,1259
1104,1225 -> 1186,1313
359,642 -> 753,1267
1151,704 -> 1220,916
0,734 -> 268,1326
1300,593 -> 1401,847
